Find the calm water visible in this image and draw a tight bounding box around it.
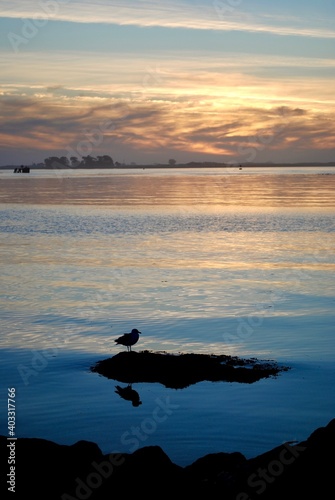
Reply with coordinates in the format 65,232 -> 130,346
0,166 -> 334,466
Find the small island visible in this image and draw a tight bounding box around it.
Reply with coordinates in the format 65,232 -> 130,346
91,351 -> 289,389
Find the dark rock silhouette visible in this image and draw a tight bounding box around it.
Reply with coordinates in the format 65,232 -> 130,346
1,419 -> 334,499
91,351 -> 289,389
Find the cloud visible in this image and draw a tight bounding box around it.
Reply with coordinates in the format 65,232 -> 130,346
274,106 -> 307,117
1,0 -> 335,39
1,49 -> 334,107
1,86 -> 334,163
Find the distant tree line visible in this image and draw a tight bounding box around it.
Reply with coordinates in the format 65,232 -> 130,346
44,155 -> 115,168
43,156 -> 180,169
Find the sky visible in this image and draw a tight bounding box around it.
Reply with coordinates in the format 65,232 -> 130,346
0,0 -> 334,166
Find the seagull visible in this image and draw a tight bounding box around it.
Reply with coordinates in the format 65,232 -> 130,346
114,328 -> 141,352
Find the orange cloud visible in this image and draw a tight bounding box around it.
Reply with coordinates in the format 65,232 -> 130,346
1,88 -> 334,162
1,42 -> 335,164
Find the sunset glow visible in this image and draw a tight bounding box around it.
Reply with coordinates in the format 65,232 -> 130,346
0,0 -> 334,165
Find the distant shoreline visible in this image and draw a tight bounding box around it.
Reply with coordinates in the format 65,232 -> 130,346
1,162 -> 335,170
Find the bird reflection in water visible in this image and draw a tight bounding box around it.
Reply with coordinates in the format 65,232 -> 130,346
115,384 -> 142,407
